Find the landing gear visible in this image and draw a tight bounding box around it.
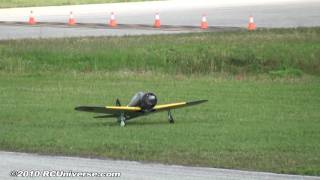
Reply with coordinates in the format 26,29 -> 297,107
120,119 -> 126,127
119,112 -> 126,127
115,99 -> 126,127
168,110 -> 174,124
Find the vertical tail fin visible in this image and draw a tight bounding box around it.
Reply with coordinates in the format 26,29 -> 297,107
116,99 -> 121,106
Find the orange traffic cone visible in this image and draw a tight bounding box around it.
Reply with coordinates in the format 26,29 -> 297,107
200,14 -> 208,29
68,11 -> 76,25
154,12 -> 160,28
248,16 -> 256,31
28,10 -> 36,25
109,12 -> 117,27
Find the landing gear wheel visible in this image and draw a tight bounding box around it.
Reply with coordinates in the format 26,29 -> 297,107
168,110 -> 174,124
119,112 -> 126,127
120,120 -> 126,127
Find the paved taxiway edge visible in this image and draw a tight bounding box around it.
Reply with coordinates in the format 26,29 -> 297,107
1,151 -> 319,180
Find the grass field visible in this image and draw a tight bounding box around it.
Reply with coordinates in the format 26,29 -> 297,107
0,28 -> 320,175
0,28 -> 319,76
0,0 -> 152,8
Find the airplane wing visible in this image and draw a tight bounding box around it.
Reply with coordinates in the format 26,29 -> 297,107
153,100 -> 208,112
75,100 -> 207,120
74,106 -> 141,115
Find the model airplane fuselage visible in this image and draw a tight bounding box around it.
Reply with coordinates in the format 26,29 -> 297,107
75,92 -> 207,127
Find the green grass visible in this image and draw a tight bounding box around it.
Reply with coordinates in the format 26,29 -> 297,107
0,0 -> 152,8
0,28 -> 320,175
1,28 -> 319,76
0,73 -> 319,175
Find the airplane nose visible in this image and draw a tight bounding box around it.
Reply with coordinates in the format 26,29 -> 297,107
141,92 -> 157,110
148,95 -> 156,104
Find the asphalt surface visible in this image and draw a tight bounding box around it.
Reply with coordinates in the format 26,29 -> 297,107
1,151 -> 319,180
0,0 -> 319,39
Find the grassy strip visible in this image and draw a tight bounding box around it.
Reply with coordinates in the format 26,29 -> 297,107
0,28 -> 319,76
0,73 -> 319,175
0,0 -> 153,8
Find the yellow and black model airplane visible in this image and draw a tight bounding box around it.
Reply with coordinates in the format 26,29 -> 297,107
75,92 -> 207,127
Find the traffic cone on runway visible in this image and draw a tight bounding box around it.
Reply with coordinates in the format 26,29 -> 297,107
154,12 -> 160,28
68,11 -> 76,25
109,12 -> 117,27
247,15 -> 256,31
28,10 -> 36,25
200,14 -> 208,29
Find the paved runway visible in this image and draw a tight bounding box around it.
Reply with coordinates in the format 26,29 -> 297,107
1,151 -> 319,180
0,0 -> 319,39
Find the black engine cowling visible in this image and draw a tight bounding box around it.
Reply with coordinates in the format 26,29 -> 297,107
128,92 -> 158,111
140,92 -> 157,110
